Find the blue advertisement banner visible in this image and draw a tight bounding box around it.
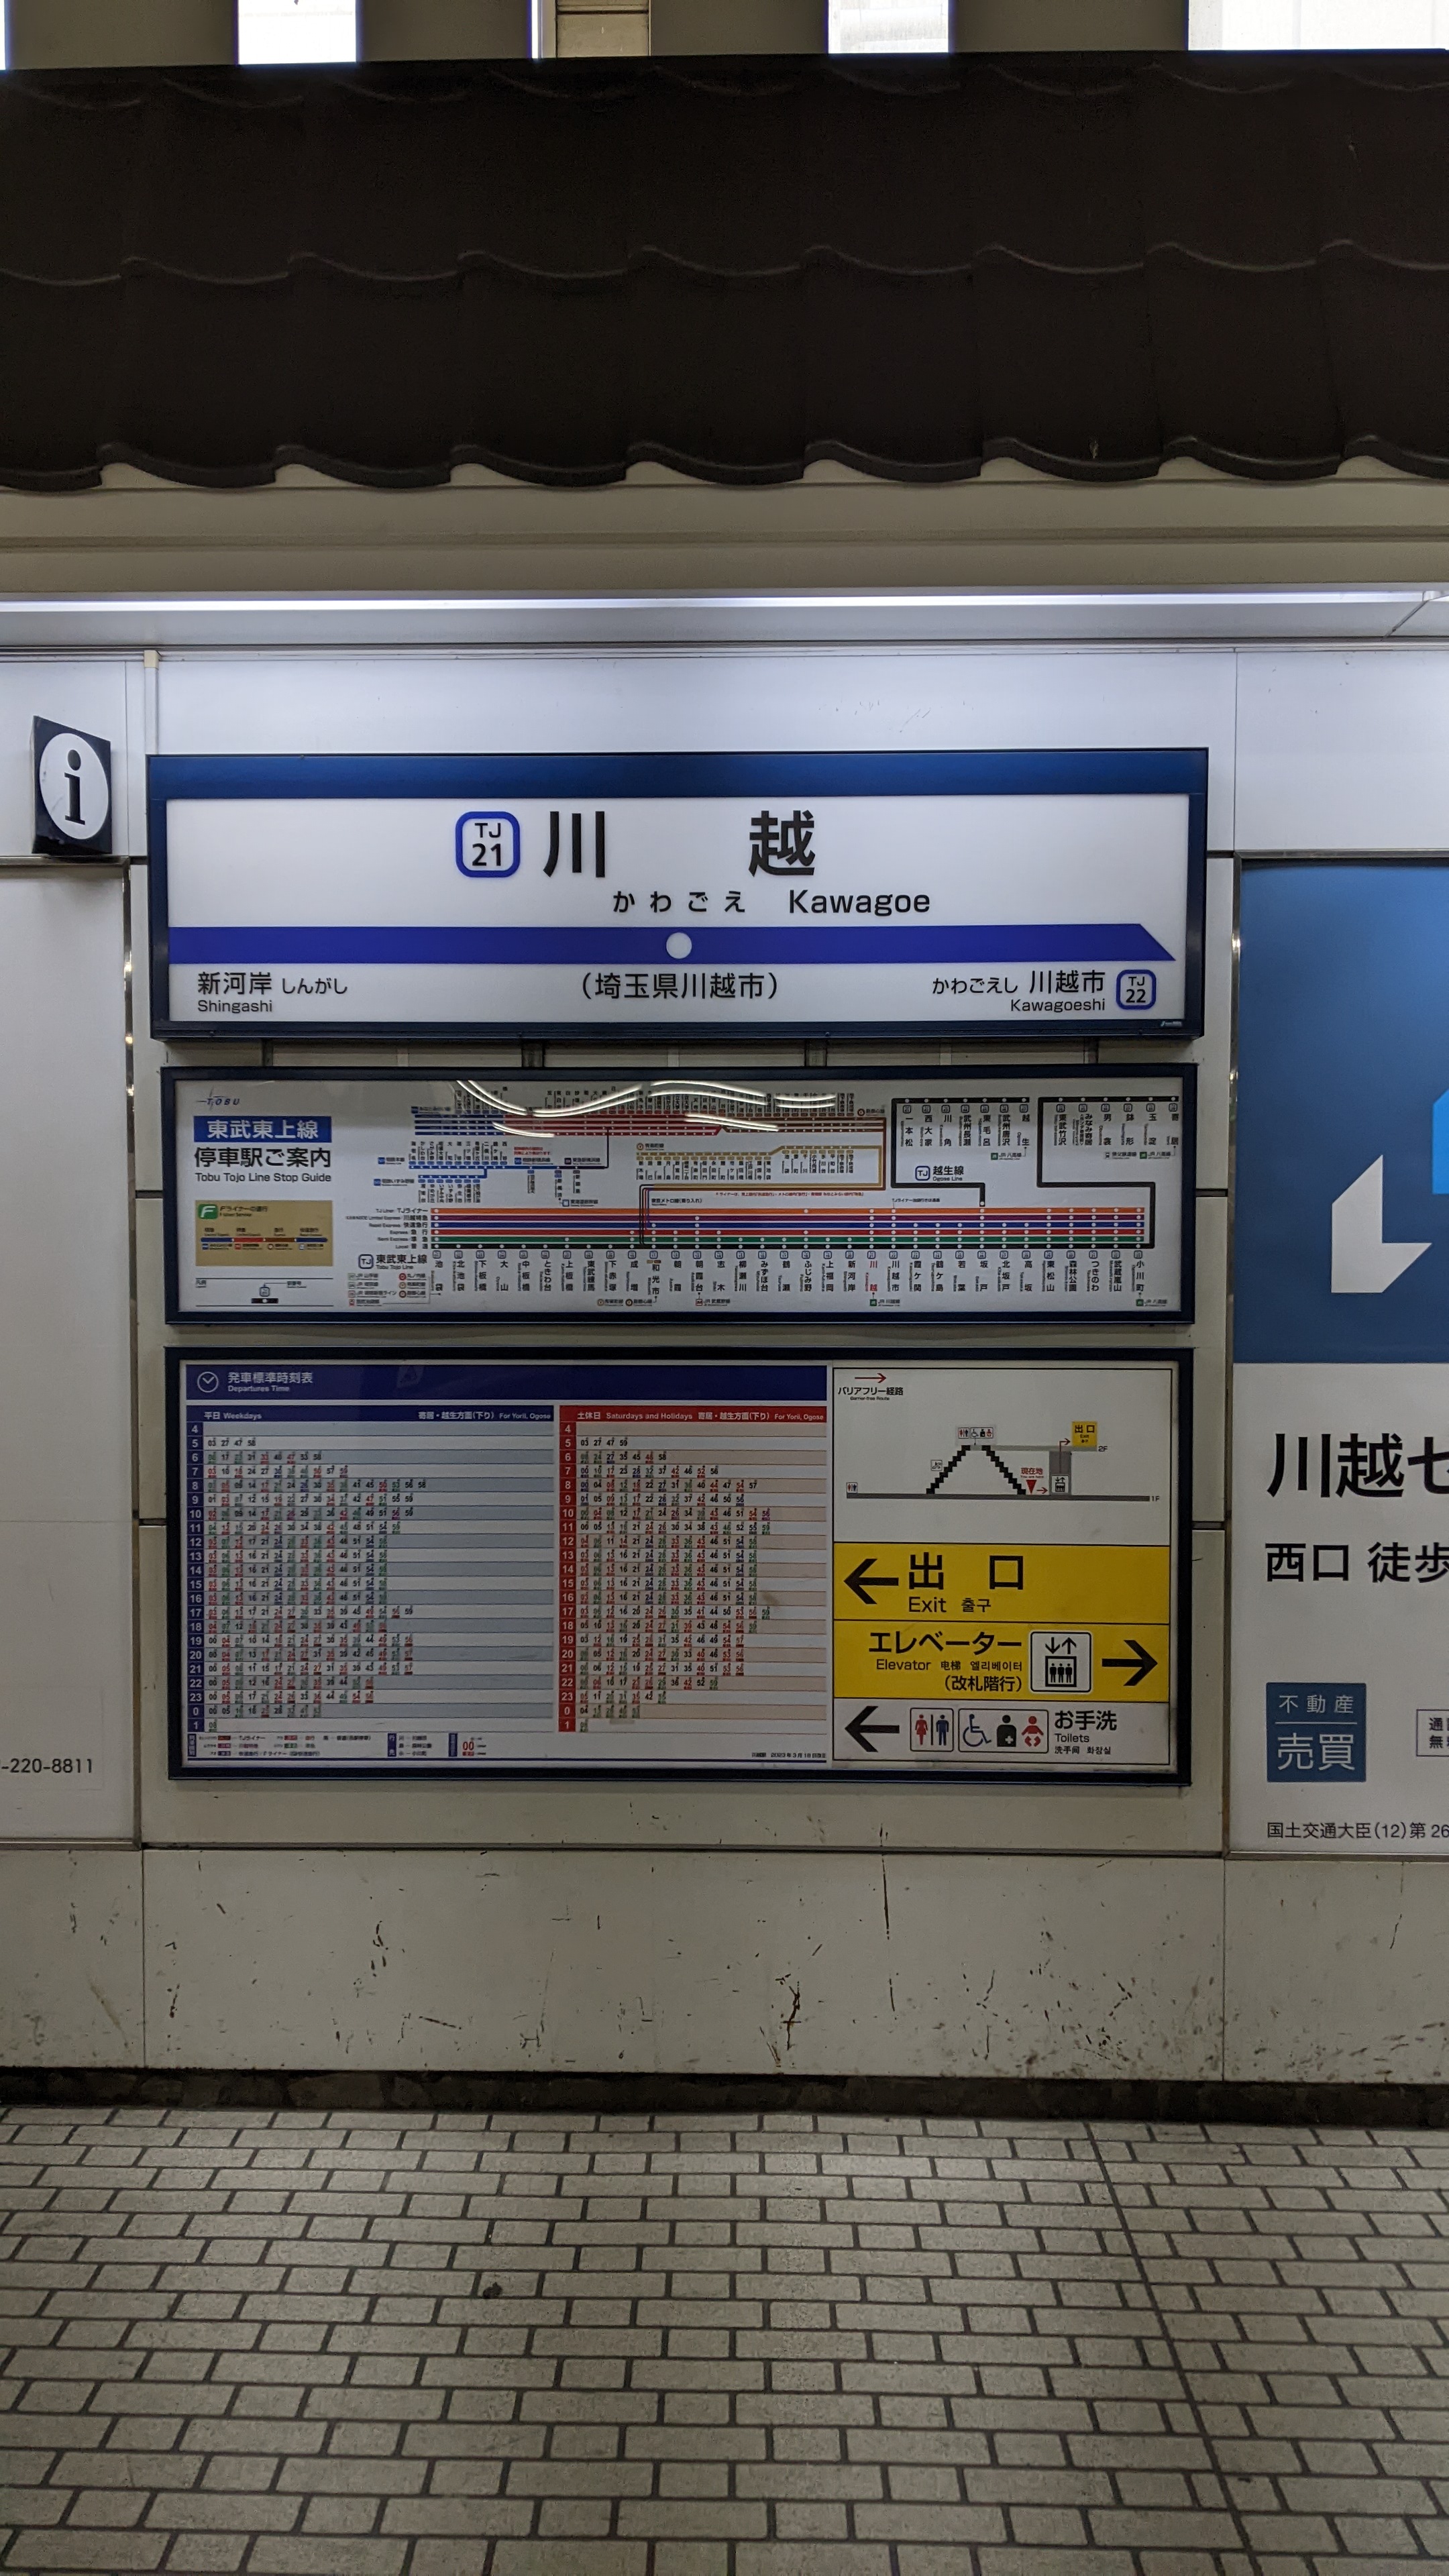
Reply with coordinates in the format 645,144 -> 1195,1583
1237,863 -> 1449,1365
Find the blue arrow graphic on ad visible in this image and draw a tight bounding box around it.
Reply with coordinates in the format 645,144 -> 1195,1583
1330,1159 -> 1430,1295
1328,1088 -> 1449,1295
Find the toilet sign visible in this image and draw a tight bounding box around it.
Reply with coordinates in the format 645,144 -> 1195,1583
32,718 -> 113,856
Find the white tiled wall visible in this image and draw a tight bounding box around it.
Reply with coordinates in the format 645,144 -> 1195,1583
0,868 -> 133,1839
0,1849 -> 143,2065
144,1845 -> 1225,2076
4,639 -> 1449,2078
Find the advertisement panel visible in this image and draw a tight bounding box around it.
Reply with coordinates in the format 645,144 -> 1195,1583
149,750 -> 1206,1041
170,1352 -> 1188,1782
164,1066 -> 1195,1325
1234,863 -> 1449,1849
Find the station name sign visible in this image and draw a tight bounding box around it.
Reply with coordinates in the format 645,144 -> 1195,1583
148,749 -> 1207,1042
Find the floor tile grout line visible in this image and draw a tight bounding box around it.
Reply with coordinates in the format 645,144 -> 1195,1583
30,2114 -> 1449,2575
1087,2125 -> 1263,2576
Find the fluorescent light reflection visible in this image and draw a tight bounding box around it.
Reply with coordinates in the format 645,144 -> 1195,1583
546,1089 -> 643,1116
237,0 -> 358,62
1190,0 -> 1449,42
0,587 -> 1432,616
685,1112 -> 780,1132
829,0 -> 949,50
650,1081 -> 770,1105
458,1081 -> 527,1114
0,590 -> 1435,651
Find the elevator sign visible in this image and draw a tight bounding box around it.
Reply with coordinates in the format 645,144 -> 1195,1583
148,750 -> 1206,1042
828,1362 -> 1185,1771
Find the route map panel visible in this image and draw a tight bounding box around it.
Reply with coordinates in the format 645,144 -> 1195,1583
170,1354 -> 1186,1781
165,1067 -> 1195,1324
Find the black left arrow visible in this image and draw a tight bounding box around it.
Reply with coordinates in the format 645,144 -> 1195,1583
845,1556 -> 900,1607
844,1705 -> 902,1752
1102,1640 -> 1159,1689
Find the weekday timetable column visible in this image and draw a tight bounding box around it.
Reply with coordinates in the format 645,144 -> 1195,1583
185,1387 -> 557,1766
174,1357 -> 836,1776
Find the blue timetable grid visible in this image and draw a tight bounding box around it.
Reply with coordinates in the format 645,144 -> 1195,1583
174,1357 -> 830,1778
183,1401 -> 558,1764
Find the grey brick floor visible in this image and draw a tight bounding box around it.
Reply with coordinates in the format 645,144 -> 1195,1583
3,2108 -> 1449,2573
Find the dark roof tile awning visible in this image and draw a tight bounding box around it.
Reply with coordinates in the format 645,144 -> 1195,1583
3,52 -> 1449,492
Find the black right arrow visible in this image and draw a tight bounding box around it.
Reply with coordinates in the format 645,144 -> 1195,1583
845,1705 -> 902,1752
845,1556 -> 900,1608
1102,1640 -> 1159,1689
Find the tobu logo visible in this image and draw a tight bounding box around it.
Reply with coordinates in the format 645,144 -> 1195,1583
32,717 -> 112,855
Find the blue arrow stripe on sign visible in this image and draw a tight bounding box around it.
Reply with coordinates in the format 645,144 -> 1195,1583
168,922 -> 1173,967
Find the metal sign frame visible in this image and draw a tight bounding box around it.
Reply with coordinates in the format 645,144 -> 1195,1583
161,1061 -> 1199,1329
166,1344 -> 1192,1787
147,749 -> 1208,1044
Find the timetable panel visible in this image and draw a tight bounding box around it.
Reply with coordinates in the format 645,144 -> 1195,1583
170,1354 -> 1187,1781
165,1066 -> 1195,1324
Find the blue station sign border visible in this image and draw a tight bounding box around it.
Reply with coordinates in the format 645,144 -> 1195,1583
147,748 -> 1209,1045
